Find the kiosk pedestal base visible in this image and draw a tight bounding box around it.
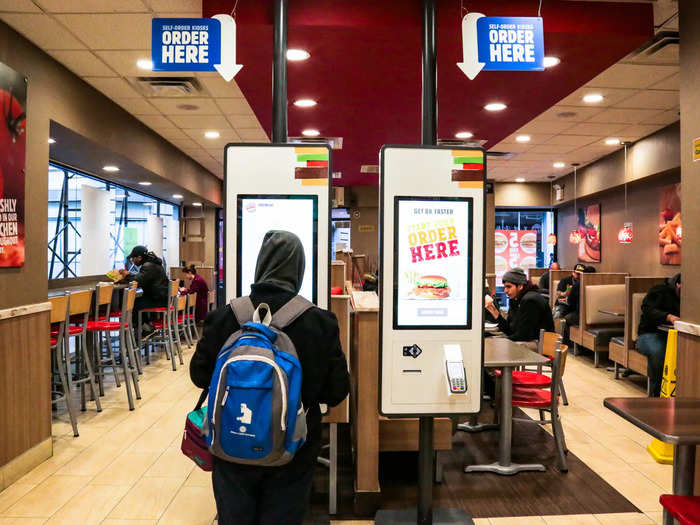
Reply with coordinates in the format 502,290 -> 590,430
465,461 -> 546,475
375,508 -> 474,524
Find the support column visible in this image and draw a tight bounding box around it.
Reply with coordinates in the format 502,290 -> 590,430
272,0 -> 288,143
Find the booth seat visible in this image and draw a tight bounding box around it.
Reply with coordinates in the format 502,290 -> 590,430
610,292 -> 647,376
581,284 -> 625,367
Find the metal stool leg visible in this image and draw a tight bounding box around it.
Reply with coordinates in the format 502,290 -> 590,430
104,332 -> 122,388
172,311 -> 184,365
559,377 -> 569,406
54,341 -> 79,437
118,328 -> 135,410
125,327 -> 141,400
329,423 -> 338,515
80,333 -> 102,412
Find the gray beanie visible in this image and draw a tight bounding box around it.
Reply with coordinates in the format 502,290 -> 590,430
502,267 -> 528,285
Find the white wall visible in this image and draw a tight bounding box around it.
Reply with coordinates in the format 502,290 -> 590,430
80,185 -> 112,276
146,216 -> 164,258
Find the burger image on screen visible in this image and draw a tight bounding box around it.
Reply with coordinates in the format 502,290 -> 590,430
520,232 -> 537,254
494,232 -> 507,253
413,275 -> 450,299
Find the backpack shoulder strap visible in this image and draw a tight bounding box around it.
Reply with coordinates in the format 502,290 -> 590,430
230,297 -> 255,326
271,296 -> 314,329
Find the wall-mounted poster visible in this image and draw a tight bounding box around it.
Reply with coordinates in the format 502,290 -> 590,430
494,229 -> 537,285
577,204 -> 601,263
659,183 -> 681,265
0,63 -> 26,267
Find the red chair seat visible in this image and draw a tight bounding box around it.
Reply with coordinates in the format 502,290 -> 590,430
494,369 -> 552,388
659,495 -> 700,525
512,386 -> 552,408
51,326 -> 84,336
177,314 -> 195,322
152,320 -> 165,329
86,321 -> 127,331
142,307 -> 168,312
110,310 -> 122,317
50,337 -> 58,346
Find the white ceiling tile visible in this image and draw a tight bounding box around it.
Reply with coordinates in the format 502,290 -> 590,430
513,152 -> 566,162
562,122 -> 628,136
149,97 -> 221,115
534,105 -> 605,122
169,114 -> 230,128
586,107 -> 664,124
649,72 -> 679,91
54,13 -> 153,49
500,132 -> 554,144
545,135 -> 598,147
613,89 -> 679,110
47,50 -> 115,76
0,0 -> 41,12
527,144 -> 578,155
518,120 -> 577,134
587,63 -> 679,89
137,114 -> 175,129
487,142 -> 532,153
168,137 -> 199,150
0,13 -> 86,49
206,148 -> 226,164
215,97 -> 253,116
228,115 -> 260,129
35,0 -> 149,12
198,76 -> 245,98
616,124 -> 665,141
238,128 -> 269,141
146,0 -> 200,10
158,128 -> 189,140
114,97 -> 160,115
95,50 -> 189,78
84,76 -> 141,98
182,128 -> 241,148
556,86 -> 639,108
639,108 -> 679,126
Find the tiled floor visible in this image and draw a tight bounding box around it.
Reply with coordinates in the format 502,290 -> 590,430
0,344 -> 670,525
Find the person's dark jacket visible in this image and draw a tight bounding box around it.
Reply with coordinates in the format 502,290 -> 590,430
122,252 -> 169,302
185,273 -> 209,322
497,283 -> 554,341
638,279 -> 680,336
190,231 -> 350,472
538,271 -> 550,292
555,275 -> 575,305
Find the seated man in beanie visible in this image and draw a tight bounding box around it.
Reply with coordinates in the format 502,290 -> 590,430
560,265 -> 596,346
554,263 -> 586,319
485,267 -> 554,347
636,273 -> 681,397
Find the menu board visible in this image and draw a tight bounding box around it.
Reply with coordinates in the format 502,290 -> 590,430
237,195 -> 317,302
494,229 -> 537,284
393,197 -> 472,329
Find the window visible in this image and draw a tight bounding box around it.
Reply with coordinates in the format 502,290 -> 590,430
48,163 -> 180,279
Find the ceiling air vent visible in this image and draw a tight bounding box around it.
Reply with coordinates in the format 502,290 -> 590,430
628,31 -> 679,65
288,136 -> 343,150
487,151 -> 516,160
133,77 -> 203,97
438,138 -> 487,147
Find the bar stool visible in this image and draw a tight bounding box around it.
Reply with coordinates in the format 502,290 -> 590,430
141,280 -> 182,371
49,294 -> 79,437
207,290 -> 216,313
186,291 -> 199,340
91,283 -> 119,395
175,294 -> 191,347
64,289 -> 102,413
87,287 -> 141,410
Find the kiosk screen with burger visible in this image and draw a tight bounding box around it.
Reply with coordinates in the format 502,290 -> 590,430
393,196 -> 473,329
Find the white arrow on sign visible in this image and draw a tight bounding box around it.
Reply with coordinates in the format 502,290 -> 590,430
457,12 -> 485,80
212,14 -> 243,82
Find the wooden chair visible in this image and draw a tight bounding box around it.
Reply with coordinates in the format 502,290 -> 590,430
207,290 -> 216,313
49,294 -> 79,436
183,292 -> 199,341
512,348 -> 569,472
175,294 -> 191,347
659,495 -> 700,525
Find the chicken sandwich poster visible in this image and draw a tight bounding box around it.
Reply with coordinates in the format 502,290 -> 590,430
395,198 -> 471,328
0,63 -> 26,268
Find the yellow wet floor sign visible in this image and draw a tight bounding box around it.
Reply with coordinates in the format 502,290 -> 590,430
647,329 -> 677,464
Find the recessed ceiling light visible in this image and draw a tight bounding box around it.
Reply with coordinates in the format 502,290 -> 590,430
302,129 -> 320,137
48,138 -> 56,144
136,59 -> 153,70
605,138 -> 621,145
543,56 -> 560,68
192,202 -> 202,207
455,131 -> 473,139
515,177 -> 526,183
484,102 -> 507,111
204,130 -> 220,139
287,49 -> 310,61
294,99 -> 317,108
103,165 -> 119,172
583,93 -> 604,103
553,162 -> 565,168
515,135 -> 531,143
172,194 -> 183,199
138,181 -> 152,186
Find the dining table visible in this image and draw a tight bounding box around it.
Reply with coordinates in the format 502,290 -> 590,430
461,337 -> 551,475
604,397 -> 700,525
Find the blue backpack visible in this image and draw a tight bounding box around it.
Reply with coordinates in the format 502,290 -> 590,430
205,296 -> 312,466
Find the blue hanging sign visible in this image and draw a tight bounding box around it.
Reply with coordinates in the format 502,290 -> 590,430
458,13 -> 544,80
151,15 -> 242,81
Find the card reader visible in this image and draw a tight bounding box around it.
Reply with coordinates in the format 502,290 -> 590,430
444,344 -> 467,394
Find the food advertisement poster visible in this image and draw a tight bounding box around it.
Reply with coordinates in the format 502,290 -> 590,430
576,204 -> 601,263
0,63 -> 26,268
494,229 -> 537,285
395,198 -> 471,328
659,183 -> 681,265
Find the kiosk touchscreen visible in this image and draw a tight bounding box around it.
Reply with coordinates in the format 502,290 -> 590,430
380,146 -> 485,416
225,144 -> 331,309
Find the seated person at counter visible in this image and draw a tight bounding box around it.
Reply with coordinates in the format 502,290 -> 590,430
560,265 -> 596,346
118,245 -> 169,335
180,264 -> 209,323
554,263 -> 586,319
538,261 -> 560,292
485,267 -> 553,348
636,273 -> 681,397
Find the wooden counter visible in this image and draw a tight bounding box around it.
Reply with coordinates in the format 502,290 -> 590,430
674,320 -> 700,493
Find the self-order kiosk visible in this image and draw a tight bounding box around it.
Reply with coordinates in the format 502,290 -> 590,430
224,144 -> 331,309
380,145 -> 485,416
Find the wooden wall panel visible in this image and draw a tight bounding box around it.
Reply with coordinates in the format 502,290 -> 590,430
676,331 -> 700,492
0,309 -> 51,466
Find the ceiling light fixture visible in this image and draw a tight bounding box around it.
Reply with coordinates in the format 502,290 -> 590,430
294,99 -> 317,108
192,202 -> 202,207
455,131 -> 473,139
484,102 -> 507,111
204,130 -> 220,139
583,93 -> 604,103
103,165 -> 119,172
605,138 -> 621,145
515,177 -> 526,183
543,56 -> 560,68
138,181 -> 152,186
287,49 -> 310,61
48,138 -> 56,144
302,129 -> 320,137
137,59 -> 154,70
172,194 -> 183,199
553,162 -> 565,168
515,135 -> 531,143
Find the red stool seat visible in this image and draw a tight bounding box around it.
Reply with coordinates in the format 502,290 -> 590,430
142,307 -> 168,312
494,369 -> 552,388
511,386 -> 552,408
86,321 -> 127,331
51,326 -> 84,336
110,310 -> 122,317
152,320 -> 165,329
178,314 -> 195,322
659,495 -> 700,525
50,337 -> 58,346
